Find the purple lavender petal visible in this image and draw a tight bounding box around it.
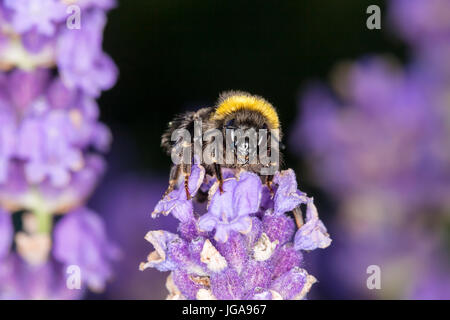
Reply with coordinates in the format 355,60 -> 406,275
46,77 -> 77,110
172,269 -> 203,300
273,169 -> 308,215
210,268 -> 244,300
152,163 -> 205,222
232,172 -> 263,215
0,109 -> 16,183
0,208 -> 12,259
263,212 -> 296,247
241,260 -> 272,292
198,172 -> 261,242
269,267 -> 309,300
216,232 -> 248,274
139,230 -> 179,272
53,207 -> 119,292
0,254 -> 84,299
21,28 -> 52,53
8,68 -> 49,113
294,198 -> 332,251
57,10 -> 118,97
270,244 -> 303,280
4,0 -> 66,36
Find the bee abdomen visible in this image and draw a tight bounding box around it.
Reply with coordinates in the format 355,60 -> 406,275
161,107 -> 213,155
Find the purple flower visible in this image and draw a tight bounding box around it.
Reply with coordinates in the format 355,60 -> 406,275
294,198 -> 332,251
73,0 -> 117,10
0,1 -> 118,97
293,57 -> 450,210
139,230 -> 180,272
4,0 -> 66,36
57,10 -> 118,97
7,68 -> 50,113
0,0 -> 117,300
388,0 -> 450,48
18,112 -> 84,187
272,169 -> 308,215
198,172 -> 261,243
53,207 -> 120,292
0,68 -> 111,213
152,163 -> 205,223
387,0 -> 450,87
0,109 -> 16,183
292,45 -> 450,299
0,254 -> 83,299
269,267 -> 316,300
142,165 -> 330,300
0,208 -> 12,259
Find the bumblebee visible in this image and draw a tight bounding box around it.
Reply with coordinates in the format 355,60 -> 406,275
161,91 -> 283,200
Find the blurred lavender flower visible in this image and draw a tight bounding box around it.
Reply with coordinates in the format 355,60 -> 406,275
141,166 -> 331,300
0,208 -> 12,259
0,0 -> 118,81
389,0 -> 450,79
294,57 -> 450,211
0,68 -> 110,213
326,216 -> 450,299
57,9 -> 118,97
290,0 -> 450,299
4,0 -> 66,36
389,0 -> 450,47
0,254 -> 83,300
53,207 -> 120,292
0,0 -> 118,299
90,172 -> 175,299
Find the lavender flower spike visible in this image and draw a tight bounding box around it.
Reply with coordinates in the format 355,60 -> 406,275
142,166 -> 331,300
0,0 -> 118,299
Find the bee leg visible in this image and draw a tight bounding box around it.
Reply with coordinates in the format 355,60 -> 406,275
265,175 -> 274,198
164,165 -> 181,198
182,163 -> 192,200
293,206 -> 304,229
214,163 -> 224,194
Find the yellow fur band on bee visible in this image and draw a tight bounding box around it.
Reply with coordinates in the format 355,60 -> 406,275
211,94 -> 280,129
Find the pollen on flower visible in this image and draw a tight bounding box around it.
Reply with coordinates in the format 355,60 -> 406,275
196,288 -> 217,300
253,233 -> 278,261
200,239 -> 228,272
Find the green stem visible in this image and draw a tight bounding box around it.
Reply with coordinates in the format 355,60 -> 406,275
35,210 -> 53,234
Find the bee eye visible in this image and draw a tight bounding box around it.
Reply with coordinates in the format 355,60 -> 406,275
225,119 -> 235,128
262,123 -> 268,130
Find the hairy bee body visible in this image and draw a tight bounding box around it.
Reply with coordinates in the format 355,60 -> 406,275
161,91 -> 283,198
